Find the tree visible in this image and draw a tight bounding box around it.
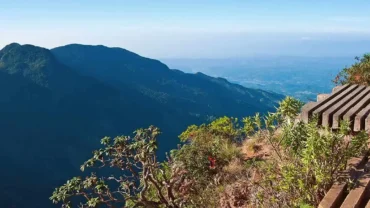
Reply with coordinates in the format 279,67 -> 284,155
334,54 -> 370,85
50,126 -> 186,208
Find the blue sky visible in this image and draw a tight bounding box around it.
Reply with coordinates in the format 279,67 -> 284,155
1,0 -> 370,58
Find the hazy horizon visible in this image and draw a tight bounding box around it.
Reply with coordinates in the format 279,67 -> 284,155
2,0 -> 370,59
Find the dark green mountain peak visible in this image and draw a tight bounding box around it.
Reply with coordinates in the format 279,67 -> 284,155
0,43 -> 59,88
52,44 -> 169,75
1,42 -> 21,51
0,44 -> 96,96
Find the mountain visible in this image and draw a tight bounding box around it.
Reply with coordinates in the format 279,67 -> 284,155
0,43 -> 283,207
51,44 -> 281,117
0,43 -> 166,207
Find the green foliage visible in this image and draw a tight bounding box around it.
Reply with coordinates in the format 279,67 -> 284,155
209,116 -> 240,139
252,113 -> 368,207
242,116 -> 254,135
334,54 -> 370,85
50,96 -> 369,208
253,112 -> 262,130
174,117 -> 243,183
277,96 -> 304,121
51,126 -> 183,208
280,121 -> 308,154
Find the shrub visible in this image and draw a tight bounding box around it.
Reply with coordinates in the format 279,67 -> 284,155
249,106 -> 368,207
334,54 -> 370,85
50,126 -> 184,208
171,117 -> 244,205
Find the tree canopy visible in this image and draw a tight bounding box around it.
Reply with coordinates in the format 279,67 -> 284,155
334,54 -> 370,85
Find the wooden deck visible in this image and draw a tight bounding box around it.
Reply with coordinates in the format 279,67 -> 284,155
318,153 -> 370,208
301,84 -> 370,132
301,85 -> 370,207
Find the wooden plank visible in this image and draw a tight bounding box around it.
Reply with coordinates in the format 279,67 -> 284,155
318,94 -> 330,102
300,102 -> 316,121
349,88 -> 370,131
319,183 -> 347,208
366,200 -> 370,208
314,85 -> 358,125
319,156 -> 366,208
333,85 -> 344,93
354,102 -> 370,132
343,92 -> 370,128
335,87 -> 370,129
301,84 -> 349,123
365,110 -> 370,132
301,102 -> 317,123
340,171 -> 370,208
322,85 -> 365,127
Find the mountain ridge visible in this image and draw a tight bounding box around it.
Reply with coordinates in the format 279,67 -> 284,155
0,42 -> 283,207
51,43 -> 281,115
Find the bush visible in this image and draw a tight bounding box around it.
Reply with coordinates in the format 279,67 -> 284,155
248,110 -> 368,207
50,126 -> 184,208
170,117 -> 244,206
334,54 -> 370,85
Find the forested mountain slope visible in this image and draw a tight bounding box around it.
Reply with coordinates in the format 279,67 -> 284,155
0,43 -> 282,207
52,44 -> 281,118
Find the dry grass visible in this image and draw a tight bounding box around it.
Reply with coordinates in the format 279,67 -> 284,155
242,138 -> 271,160
223,158 -> 244,175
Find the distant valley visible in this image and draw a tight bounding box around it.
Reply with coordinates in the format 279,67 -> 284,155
162,57 -> 356,102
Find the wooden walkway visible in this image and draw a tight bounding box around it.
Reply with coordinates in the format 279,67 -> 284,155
301,84 -> 370,207
318,153 -> 370,208
301,84 -> 370,132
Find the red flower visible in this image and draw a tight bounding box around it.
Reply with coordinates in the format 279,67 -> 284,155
208,156 -> 216,169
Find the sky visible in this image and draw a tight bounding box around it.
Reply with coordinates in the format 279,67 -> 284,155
1,0 -> 370,58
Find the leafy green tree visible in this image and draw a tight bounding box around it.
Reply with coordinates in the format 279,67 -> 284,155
334,54 -> 370,85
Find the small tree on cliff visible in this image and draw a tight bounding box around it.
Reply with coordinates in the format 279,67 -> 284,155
50,126 -> 186,208
334,54 -> 370,85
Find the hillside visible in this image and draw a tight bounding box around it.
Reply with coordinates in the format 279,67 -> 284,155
51,44 -> 281,117
0,43 -> 165,207
0,43 -> 282,207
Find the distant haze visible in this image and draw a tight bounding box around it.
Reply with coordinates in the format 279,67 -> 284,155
160,56 -> 357,102
1,0 -> 370,58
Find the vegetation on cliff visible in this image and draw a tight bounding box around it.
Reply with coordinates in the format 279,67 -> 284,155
51,96 -> 368,207
334,53 -> 370,86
